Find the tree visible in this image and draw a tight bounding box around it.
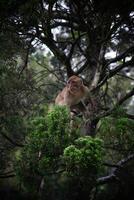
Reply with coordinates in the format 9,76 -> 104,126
0,0 -> 134,199
1,0 -> 134,135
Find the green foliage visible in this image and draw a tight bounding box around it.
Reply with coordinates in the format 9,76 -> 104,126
14,106 -> 104,197
111,106 -> 127,118
63,137 -> 103,176
99,115 -> 134,155
14,106 -> 72,191
1,115 -> 27,139
29,52 -> 60,102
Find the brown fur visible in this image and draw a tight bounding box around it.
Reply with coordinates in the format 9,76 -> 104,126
55,75 -> 89,107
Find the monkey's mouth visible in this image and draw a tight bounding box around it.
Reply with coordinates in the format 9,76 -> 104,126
70,85 -> 79,92
73,84 -> 80,88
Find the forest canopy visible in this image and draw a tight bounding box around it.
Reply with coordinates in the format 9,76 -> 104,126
0,0 -> 134,200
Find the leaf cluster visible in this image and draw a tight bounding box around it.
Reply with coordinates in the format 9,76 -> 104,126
99,113 -> 134,157
63,136 -> 103,176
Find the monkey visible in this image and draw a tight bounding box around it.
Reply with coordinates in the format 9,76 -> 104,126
55,75 -> 97,131
55,75 -> 89,107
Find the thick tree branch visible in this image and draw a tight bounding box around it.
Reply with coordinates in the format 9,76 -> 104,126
19,47 -> 29,78
0,170 -> 14,176
37,11 -> 75,76
125,113 -> 134,120
118,88 -> 134,106
76,60 -> 89,75
0,174 -> 15,179
68,33 -> 86,60
97,154 -> 134,185
40,36 -> 74,77
19,37 -> 35,78
0,171 -> 15,179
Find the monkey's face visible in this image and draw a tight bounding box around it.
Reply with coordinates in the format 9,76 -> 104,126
67,76 -> 83,93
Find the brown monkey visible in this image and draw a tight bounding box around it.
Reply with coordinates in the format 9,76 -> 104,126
55,75 -> 89,107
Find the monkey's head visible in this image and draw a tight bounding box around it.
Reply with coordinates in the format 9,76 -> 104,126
67,75 -> 83,93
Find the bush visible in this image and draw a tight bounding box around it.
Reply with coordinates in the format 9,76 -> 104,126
14,106 -> 104,199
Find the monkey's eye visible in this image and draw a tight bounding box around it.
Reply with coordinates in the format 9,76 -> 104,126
71,80 -> 74,83
67,80 -> 74,84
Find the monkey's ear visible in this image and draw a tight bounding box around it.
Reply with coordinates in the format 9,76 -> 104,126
80,78 -> 83,85
66,79 -> 70,88
67,77 -> 71,84
67,79 -> 70,85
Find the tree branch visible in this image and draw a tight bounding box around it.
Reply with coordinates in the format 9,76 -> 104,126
106,46 -> 134,65
19,37 -> 35,78
93,58 -> 134,91
1,132 -> 24,147
95,87 -> 134,120
0,170 -> 14,176
19,47 -> 29,78
109,58 -> 134,78
0,174 -> 15,179
118,87 -> 134,106
97,154 -> 134,185
124,113 -> 134,120
117,73 -> 134,81
40,36 -> 74,77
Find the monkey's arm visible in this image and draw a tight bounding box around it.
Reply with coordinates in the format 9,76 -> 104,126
55,89 -> 65,105
80,86 -> 95,113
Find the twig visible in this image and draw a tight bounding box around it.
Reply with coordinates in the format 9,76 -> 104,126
106,46 -> 134,66
117,73 -> 134,81
92,58 -> 134,91
95,87 -> 134,120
